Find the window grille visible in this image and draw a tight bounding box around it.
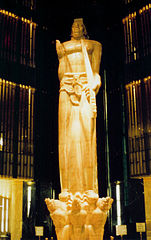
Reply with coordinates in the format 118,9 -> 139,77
125,76 -> 151,176
0,78 -> 35,179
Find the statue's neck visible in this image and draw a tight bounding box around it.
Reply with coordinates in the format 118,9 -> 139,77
71,36 -> 85,40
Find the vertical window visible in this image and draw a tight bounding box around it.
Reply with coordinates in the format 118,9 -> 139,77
0,10 -> 36,67
27,184 -> 32,217
0,10 -> 18,62
123,5 -> 151,63
0,196 -> 10,234
0,78 -> 35,179
116,183 -> 121,225
0,79 -> 16,177
20,19 -> 36,67
144,77 -> 151,171
125,77 -> 151,176
139,5 -> 151,56
20,21 -> 27,65
18,85 -> 35,179
122,12 -> 138,63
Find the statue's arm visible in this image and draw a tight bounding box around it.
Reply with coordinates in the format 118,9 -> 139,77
91,41 -> 102,94
92,41 -> 102,73
56,40 -> 67,81
56,40 -> 65,59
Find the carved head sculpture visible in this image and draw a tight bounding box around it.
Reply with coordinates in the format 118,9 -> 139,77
71,18 -> 88,40
97,197 -> 114,212
72,197 -> 81,212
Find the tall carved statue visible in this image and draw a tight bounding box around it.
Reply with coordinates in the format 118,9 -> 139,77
45,18 -> 113,240
57,18 -> 101,195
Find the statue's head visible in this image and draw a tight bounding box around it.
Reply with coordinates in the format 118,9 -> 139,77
71,18 -> 88,40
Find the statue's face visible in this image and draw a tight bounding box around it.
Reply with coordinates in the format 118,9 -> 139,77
71,22 -> 84,39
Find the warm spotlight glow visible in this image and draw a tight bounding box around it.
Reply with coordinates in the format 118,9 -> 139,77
134,46 -> 137,60
139,4 -> 151,14
53,189 -> 55,199
116,183 -> 121,225
0,9 -> 18,19
126,75 -> 151,89
122,11 -> 136,22
27,181 -> 33,186
1,197 -> 4,232
0,133 -> 3,151
0,8 -> 37,27
5,198 -> 8,232
27,185 -> 31,217
0,78 -> 35,93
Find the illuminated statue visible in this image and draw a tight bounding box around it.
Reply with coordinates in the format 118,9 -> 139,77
45,18 -> 113,240
57,18 -> 102,195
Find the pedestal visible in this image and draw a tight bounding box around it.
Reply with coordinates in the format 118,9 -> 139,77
45,190 -> 113,240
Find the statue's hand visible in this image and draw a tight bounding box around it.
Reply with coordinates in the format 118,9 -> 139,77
83,85 -> 91,103
56,40 -> 65,58
84,74 -> 101,101
83,85 -> 96,103
91,73 -> 101,94
83,85 -> 97,117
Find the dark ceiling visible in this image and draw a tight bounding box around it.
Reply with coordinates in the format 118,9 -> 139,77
37,0 -> 123,42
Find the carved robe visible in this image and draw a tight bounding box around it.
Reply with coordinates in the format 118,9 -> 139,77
57,39 -> 102,194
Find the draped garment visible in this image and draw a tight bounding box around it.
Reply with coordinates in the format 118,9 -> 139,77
58,72 -> 98,194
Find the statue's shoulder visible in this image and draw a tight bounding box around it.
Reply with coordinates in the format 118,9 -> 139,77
90,39 -> 102,47
84,39 -> 102,48
62,39 -> 102,50
62,40 -> 73,47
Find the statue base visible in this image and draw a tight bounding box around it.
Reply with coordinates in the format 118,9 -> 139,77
45,190 -> 113,240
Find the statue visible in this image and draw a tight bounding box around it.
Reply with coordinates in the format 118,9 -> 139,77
45,18 -> 113,240
57,18 -> 102,195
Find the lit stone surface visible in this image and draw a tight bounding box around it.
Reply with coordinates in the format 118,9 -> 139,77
46,18 -> 113,240
45,192 -> 113,240
0,178 -> 23,240
10,180 -> 23,240
144,177 -> 151,240
57,22 -> 101,194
